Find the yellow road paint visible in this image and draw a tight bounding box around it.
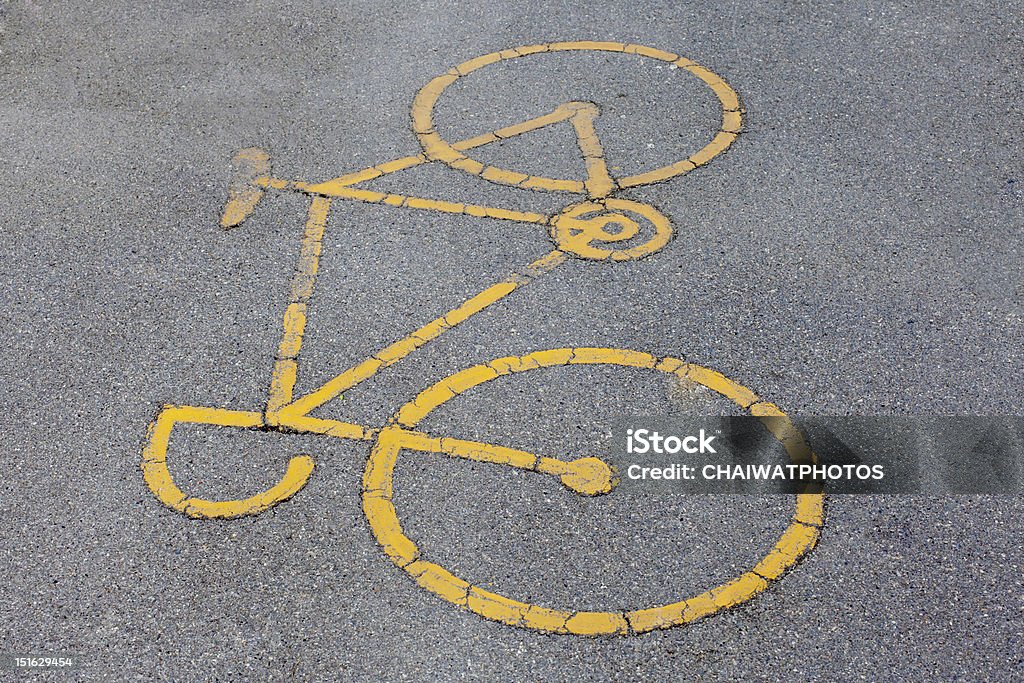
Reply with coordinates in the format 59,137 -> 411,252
617,158 -> 696,189
407,560 -> 471,605
565,102 -> 617,198
221,148 -> 270,228
360,349 -> 824,634
375,428 -> 617,497
411,42 -> 742,197
550,199 -> 672,261
624,44 -> 679,61
522,604 -> 573,633
752,521 -> 820,580
266,196 -> 331,415
281,415 -> 371,441
437,435 -> 539,470
683,363 -> 759,409
796,491 -> 826,526
468,587 -> 533,626
565,611 -> 631,636
709,572 -> 769,608
279,249 -> 565,421
553,457 -> 618,496
276,303 -> 306,360
548,40 -> 628,52
722,109 -> 743,134
289,104 -> 589,218
690,131 -> 739,168
142,405 -> 317,518
145,41 -> 823,637
241,44 -> 741,230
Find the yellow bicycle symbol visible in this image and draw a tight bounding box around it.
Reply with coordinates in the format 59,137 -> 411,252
142,41 -> 824,635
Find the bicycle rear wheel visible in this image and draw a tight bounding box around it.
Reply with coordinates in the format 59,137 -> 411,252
362,347 -> 824,634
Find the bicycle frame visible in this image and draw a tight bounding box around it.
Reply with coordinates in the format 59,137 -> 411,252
142,40 -> 824,636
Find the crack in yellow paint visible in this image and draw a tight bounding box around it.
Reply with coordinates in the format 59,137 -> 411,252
142,41 -> 824,636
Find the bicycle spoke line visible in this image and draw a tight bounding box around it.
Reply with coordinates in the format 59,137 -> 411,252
274,249 -> 567,421
361,426 -> 617,496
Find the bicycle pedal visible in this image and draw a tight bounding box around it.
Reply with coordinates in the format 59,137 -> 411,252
559,456 -> 618,496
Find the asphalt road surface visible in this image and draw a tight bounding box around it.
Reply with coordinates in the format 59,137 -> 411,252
1,1 -> 1022,680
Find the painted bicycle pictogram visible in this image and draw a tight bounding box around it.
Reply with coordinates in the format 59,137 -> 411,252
142,41 -> 824,635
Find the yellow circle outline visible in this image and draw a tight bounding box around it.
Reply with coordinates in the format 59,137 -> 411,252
362,348 -> 824,635
550,198 -> 672,261
411,41 -> 743,193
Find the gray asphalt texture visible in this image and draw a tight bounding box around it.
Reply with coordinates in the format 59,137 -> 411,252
1,0 -> 1022,680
